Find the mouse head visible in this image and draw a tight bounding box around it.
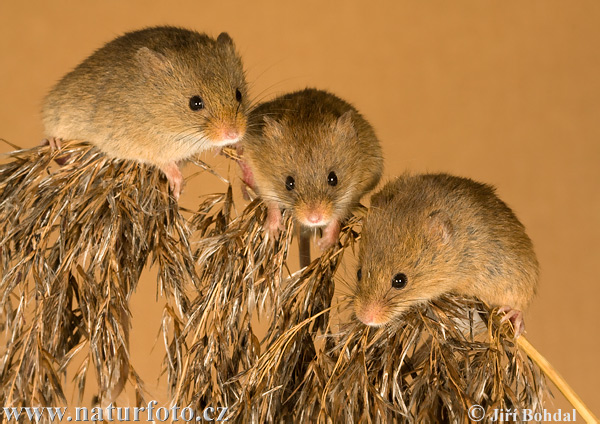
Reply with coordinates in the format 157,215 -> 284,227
135,31 -> 248,149
246,98 -> 377,228
353,185 -> 460,327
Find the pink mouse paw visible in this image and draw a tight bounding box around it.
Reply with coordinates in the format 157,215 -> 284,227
498,306 -> 525,338
41,137 -> 69,165
237,158 -> 255,190
264,204 -> 283,239
41,137 -> 63,150
317,220 -> 341,251
160,162 -> 183,200
240,183 -> 251,201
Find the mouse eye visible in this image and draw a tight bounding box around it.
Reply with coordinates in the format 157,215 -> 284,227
285,176 -> 295,191
189,96 -> 204,111
391,273 -> 408,289
356,268 -> 362,281
327,171 -> 338,186
235,89 -> 242,102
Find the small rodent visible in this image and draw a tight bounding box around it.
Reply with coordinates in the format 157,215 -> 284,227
353,173 -> 538,336
240,88 -> 384,249
42,26 -> 249,198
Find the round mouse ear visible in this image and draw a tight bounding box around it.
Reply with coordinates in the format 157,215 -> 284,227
334,110 -> 357,141
262,115 -> 284,139
217,32 -> 234,46
135,47 -> 173,76
427,210 -> 453,245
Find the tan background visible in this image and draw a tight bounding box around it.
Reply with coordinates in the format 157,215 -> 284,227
1,0 -> 598,417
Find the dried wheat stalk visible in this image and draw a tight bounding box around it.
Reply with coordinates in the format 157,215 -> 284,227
0,140 -> 552,423
0,140 -> 196,406
180,185 -> 549,422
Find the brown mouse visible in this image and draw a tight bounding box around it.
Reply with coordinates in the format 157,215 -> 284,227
353,173 -> 538,337
42,26 -> 249,198
240,88 -> 384,249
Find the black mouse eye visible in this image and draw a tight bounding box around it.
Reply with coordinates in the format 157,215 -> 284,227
391,273 -> 408,289
285,176 -> 295,191
235,89 -> 242,102
356,268 -> 362,281
189,96 -> 204,111
327,171 -> 338,186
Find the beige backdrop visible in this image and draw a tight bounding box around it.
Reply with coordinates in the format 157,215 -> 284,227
1,0 -> 598,416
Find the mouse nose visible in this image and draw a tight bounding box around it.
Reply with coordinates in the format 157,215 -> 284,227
301,203 -> 333,226
306,212 -> 324,224
221,128 -> 240,141
356,303 -> 385,326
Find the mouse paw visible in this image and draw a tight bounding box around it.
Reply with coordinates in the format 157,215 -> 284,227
498,306 -> 525,338
264,203 -> 283,240
240,179 -> 257,201
237,158 -> 255,190
240,183 -> 251,201
41,137 -> 62,150
160,162 -> 183,200
41,137 -> 69,165
317,220 -> 341,251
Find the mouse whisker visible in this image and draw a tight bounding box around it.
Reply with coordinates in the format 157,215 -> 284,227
174,131 -> 210,149
246,75 -> 303,108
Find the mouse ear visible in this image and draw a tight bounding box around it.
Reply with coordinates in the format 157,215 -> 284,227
217,32 -> 234,46
334,110 -> 357,140
135,47 -> 173,76
370,184 -> 395,208
427,210 -> 453,245
262,115 -> 284,139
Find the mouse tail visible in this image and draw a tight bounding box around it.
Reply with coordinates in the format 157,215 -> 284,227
298,225 -> 311,269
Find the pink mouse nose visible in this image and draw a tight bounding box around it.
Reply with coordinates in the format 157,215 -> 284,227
219,127 -> 240,141
360,312 -> 377,326
356,303 -> 384,326
306,212 -> 324,224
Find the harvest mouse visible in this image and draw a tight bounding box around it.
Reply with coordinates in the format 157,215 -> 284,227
353,173 -> 538,337
240,88 -> 383,250
42,26 -> 249,198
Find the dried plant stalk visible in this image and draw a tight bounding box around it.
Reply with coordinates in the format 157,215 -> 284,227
0,141 -> 199,405
1,141 -> 556,423
179,188 -> 549,422
166,184 -> 297,409
237,294 -> 547,423
517,337 -> 599,423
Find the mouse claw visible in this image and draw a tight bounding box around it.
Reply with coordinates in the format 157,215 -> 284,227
41,137 -> 69,165
264,222 -> 282,240
317,220 -> 341,251
498,306 -> 525,338
264,203 -> 283,239
170,179 -> 182,200
240,183 -> 251,201
41,137 -> 63,150
316,236 -> 334,251
160,162 -> 183,200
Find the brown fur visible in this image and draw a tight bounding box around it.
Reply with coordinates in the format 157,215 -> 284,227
354,173 -> 539,326
42,26 -> 248,167
242,88 -> 383,234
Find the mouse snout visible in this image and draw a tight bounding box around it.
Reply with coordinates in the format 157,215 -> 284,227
297,202 -> 333,227
220,127 -> 241,142
206,116 -> 247,146
355,301 -> 388,327
306,211 -> 324,224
